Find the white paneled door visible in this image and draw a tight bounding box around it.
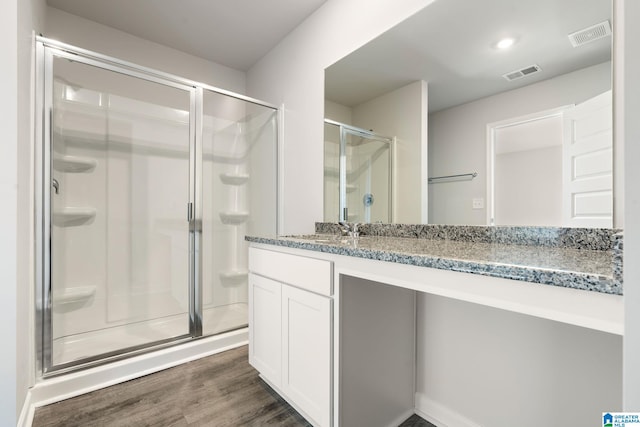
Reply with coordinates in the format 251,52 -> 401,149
562,90 -> 613,227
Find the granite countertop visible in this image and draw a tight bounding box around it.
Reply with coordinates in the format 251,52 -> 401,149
246,224 -> 623,295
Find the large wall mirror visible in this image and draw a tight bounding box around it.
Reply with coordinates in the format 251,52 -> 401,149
324,0 -> 613,227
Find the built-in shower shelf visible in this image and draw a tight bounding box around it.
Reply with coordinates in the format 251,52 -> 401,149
53,207 -> 97,227
219,173 -> 249,185
53,286 -> 96,305
53,155 -> 97,173
219,270 -> 248,285
346,184 -> 357,193
219,211 -> 249,225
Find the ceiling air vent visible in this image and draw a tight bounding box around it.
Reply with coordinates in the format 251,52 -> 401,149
502,64 -> 542,82
568,20 -> 611,47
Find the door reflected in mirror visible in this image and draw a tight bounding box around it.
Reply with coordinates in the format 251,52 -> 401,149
488,90 -> 612,228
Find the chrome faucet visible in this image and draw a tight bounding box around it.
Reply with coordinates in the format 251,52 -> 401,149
338,221 -> 360,238
52,178 -> 59,195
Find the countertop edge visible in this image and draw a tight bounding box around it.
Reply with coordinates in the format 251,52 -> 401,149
245,236 -> 621,296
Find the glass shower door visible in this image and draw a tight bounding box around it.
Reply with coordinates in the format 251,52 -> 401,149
324,120 -> 393,223
323,122 -> 341,222
45,50 -> 195,369
340,127 -> 393,223
201,90 -> 278,337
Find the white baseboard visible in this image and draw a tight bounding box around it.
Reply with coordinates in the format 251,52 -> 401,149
23,329 -> 248,426
415,392 -> 482,427
17,390 -> 34,427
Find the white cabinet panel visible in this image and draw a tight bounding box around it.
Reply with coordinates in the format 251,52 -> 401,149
248,273 -> 282,388
249,248 -> 334,426
282,285 -> 332,427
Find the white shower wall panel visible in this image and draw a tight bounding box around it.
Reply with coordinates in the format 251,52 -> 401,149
202,112 -> 250,313
52,90 -> 109,341
246,107 -> 278,237
104,146 -> 133,324
106,110 -> 190,324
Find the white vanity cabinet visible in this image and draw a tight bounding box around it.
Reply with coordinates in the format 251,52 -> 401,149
280,284 -> 332,425
248,247 -> 333,427
248,274 -> 282,388
248,235 -> 624,427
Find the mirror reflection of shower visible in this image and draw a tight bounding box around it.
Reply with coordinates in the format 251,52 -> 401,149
323,120 -> 393,223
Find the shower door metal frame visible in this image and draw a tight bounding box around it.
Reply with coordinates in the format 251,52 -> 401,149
37,42 -> 198,376
324,119 -> 394,223
35,36 -> 280,377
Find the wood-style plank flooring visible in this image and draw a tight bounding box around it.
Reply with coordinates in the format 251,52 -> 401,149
32,345 -> 435,427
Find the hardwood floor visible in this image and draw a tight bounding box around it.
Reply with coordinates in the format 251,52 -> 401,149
397,414 -> 436,427
32,346 -> 310,427
32,345 -> 435,427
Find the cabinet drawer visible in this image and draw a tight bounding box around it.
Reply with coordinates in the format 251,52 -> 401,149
249,247 -> 333,296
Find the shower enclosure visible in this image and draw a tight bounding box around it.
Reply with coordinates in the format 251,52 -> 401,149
35,38 -> 278,374
324,119 -> 393,223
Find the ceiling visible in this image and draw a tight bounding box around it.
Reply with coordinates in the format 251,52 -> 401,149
325,0 -> 612,112
46,0 -> 328,71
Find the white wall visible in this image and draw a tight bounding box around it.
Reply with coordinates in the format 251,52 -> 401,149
415,294 -> 622,427
429,61 -> 611,225
493,115 -> 564,226
619,0 -> 640,409
494,146 -> 562,226
246,0 -> 436,234
45,7 -> 246,94
325,100 -> 353,124
1,3 -> 19,424
2,0 -> 47,423
15,0 -> 47,423
352,80 -> 427,223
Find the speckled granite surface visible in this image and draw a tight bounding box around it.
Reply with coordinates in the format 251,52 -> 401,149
315,222 -> 621,250
247,224 -> 623,295
613,232 -> 623,285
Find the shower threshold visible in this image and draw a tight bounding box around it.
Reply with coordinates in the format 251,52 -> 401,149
52,303 -> 248,367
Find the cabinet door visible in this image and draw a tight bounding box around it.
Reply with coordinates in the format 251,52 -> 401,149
282,285 -> 332,426
249,273 -> 281,387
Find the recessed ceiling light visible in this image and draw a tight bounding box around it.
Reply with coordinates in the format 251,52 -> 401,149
496,38 -> 515,50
